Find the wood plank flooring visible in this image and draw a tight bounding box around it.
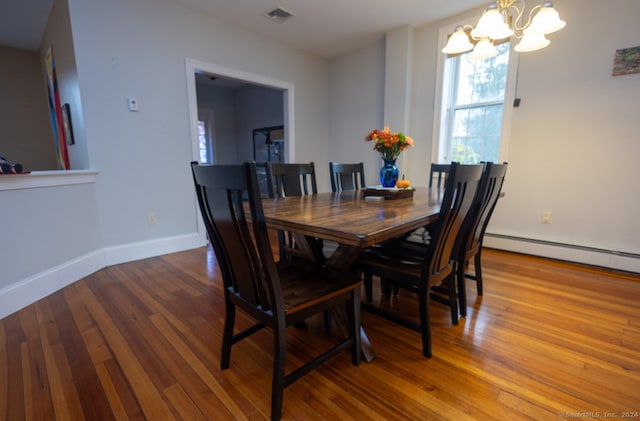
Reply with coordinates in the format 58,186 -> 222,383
1,246 -> 639,420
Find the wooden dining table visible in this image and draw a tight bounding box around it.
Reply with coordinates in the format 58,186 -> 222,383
261,187 -> 444,361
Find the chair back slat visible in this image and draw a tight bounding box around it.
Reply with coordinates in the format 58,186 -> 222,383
329,162 -> 366,192
426,163 -> 483,284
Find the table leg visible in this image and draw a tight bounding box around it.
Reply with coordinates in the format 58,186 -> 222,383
291,237 -> 377,363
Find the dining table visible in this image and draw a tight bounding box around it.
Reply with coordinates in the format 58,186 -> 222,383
261,186 -> 444,362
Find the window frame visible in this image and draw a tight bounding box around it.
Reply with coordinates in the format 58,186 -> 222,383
432,20 -> 519,165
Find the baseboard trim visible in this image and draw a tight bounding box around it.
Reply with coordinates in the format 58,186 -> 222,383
0,250 -> 106,320
483,233 -> 640,274
0,233 -> 207,319
3,232 -> 636,320
103,233 -> 204,266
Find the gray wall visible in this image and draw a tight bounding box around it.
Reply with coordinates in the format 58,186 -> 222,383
195,83 -> 284,165
0,45 -> 57,170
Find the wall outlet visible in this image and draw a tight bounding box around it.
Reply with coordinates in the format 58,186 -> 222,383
147,213 -> 156,225
542,211 -> 552,224
128,96 -> 139,112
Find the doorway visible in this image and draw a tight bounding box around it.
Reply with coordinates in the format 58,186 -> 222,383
186,59 -> 295,243
185,59 -> 295,165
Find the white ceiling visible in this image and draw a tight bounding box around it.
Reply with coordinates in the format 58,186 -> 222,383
0,0 -> 487,57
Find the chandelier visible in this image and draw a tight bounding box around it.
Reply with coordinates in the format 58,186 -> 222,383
442,0 -> 566,60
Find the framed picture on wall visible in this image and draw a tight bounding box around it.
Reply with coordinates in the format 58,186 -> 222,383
612,46 -> 640,76
62,103 -> 75,145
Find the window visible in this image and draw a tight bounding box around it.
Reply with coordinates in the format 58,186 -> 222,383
434,29 -> 517,165
198,109 -> 215,164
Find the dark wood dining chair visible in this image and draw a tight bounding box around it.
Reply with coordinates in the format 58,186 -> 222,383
329,162 -> 366,192
266,161 -> 317,198
254,161 -> 270,198
398,163 -> 452,247
455,162 -> 508,316
266,162 -> 319,263
429,163 -> 451,188
191,161 -> 361,421
355,163 -> 483,357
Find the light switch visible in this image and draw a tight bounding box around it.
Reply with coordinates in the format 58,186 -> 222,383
127,97 -> 139,112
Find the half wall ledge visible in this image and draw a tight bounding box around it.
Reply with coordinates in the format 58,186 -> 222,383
0,170 -> 99,191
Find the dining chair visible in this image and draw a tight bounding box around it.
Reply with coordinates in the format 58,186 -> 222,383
254,161 -> 270,198
191,161 -> 361,421
398,163 -> 452,247
355,163 -> 483,357
329,162 -> 366,192
266,161 -> 317,198
455,162 -> 508,316
266,162 -> 318,263
429,163 -> 451,189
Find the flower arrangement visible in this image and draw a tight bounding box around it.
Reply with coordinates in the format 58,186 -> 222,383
365,126 -> 414,161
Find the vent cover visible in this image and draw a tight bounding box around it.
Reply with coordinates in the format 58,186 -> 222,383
264,6 -> 294,22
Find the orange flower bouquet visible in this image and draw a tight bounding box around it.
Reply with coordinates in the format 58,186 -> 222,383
365,126 -> 414,161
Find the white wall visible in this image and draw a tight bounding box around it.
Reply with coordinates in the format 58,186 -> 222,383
0,0 -> 103,318
235,85 -> 284,164
328,37 -> 386,186
68,0 -> 329,249
329,0 -> 640,272
195,84 -> 239,164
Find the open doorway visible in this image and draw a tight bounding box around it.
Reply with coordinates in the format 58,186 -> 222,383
185,59 -> 295,166
186,59 -> 295,243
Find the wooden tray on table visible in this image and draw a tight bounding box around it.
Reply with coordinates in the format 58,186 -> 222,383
363,186 -> 415,200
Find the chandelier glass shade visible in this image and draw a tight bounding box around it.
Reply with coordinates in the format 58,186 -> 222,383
442,0 -> 565,59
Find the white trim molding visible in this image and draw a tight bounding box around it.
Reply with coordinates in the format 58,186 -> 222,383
0,249 -> 106,319
484,233 -> 640,274
0,170 -> 99,191
0,233 -> 206,319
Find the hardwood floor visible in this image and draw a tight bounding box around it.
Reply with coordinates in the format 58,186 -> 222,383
2,246 -> 639,420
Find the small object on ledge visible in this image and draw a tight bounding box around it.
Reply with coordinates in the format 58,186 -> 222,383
363,186 -> 415,200
0,156 -> 27,175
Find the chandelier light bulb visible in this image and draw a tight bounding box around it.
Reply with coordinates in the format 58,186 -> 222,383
442,26 -> 474,54
514,29 -> 550,52
471,6 -> 503,39
529,2 -> 566,34
469,38 -> 499,60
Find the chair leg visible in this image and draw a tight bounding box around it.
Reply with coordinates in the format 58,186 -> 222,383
347,290 -> 361,366
418,289 -> 433,358
447,274 -> 459,325
381,278 -> 392,298
456,260 -> 468,318
475,252 -> 483,296
220,301 -> 236,370
271,325 -> 287,421
323,310 -> 332,329
277,230 -> 287,263
392,283 -> 399,296
363,273 -> 373,303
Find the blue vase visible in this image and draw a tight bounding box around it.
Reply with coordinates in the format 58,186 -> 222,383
380,158 -> 399,187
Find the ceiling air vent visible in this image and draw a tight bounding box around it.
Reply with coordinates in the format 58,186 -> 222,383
264,6 -> 294,23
